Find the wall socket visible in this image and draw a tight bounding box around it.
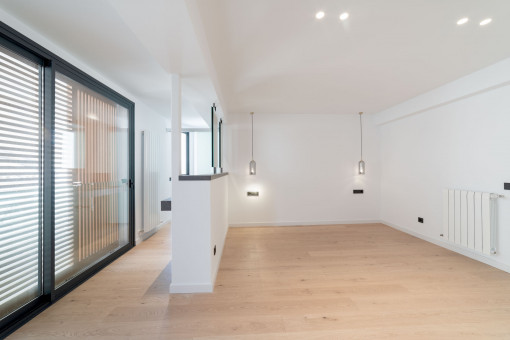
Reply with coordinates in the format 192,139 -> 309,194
418,217 -> 424,223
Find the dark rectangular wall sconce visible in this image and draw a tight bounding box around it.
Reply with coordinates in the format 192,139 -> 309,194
247,191 -> 259,197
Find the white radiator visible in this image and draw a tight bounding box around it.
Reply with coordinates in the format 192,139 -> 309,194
442,189 -> 503,255
141,130 -> 161,233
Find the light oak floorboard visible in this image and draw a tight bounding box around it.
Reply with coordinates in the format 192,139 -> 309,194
8,223 -> 510,339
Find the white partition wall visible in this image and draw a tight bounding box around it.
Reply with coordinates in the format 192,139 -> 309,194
170,175 -> 229,293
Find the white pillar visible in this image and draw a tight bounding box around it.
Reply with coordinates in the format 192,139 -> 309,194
171,74 -> 181,181
170,74 -> 181,293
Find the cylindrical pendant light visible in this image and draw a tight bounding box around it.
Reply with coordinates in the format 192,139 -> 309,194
249,112 -> 256,175
358,112 -> 365,175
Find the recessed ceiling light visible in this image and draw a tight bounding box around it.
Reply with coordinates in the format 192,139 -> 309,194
456,17 -> 469,25
339,12 -> 349,21
316,11 -> 325,20
480,18 -> 492,26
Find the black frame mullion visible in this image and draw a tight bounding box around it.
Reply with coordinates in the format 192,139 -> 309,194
218,119 -> 222,170
42,60 -> 55,301
211,105 -> 214,169
128,102 -> 135,247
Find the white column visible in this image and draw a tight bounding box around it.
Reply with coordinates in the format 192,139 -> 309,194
170,74 -> 181,294
171,74 -> 181,181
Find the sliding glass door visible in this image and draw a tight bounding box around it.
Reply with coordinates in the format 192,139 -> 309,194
53,72 -> 130,287
0,23 -> 135,337
0,44 -> 43,321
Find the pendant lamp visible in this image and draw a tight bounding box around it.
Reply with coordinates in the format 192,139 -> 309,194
358,112 -> 365,175
249,112 -> 256,175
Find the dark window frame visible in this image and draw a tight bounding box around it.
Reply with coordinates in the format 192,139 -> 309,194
0,21 -> 136,338
182,132 -> 190,175
218,118 -> 223,169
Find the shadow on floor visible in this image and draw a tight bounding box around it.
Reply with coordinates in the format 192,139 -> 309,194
143,260 -> 172,297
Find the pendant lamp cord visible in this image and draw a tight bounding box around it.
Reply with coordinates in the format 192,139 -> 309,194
251,112 -> 254,160
359,112 -> 363,160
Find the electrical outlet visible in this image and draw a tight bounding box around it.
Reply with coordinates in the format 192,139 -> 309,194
418,217 -> 424,223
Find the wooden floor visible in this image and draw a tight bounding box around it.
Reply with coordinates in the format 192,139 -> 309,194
9,223 -> 510,339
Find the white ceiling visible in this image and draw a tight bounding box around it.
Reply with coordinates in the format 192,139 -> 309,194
0,0 -> 217,127
1,0 -> 509,119
192,0 -> 510,115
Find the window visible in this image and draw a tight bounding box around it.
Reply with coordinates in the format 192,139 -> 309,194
0,44 -> 43,321
0,23 -> 135,338
53,72 -> 130,287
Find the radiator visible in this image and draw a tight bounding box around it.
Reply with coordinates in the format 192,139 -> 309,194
442,189 -> 503,255
141,130 -> 161,233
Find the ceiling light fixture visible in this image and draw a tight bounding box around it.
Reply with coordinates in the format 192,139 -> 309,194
249,112 -> 256,175
358,112 -> 365,175
456,17 -> 469,25
480,18 -> 492,26
316,11 -> 325,20
339,12 -> 349,21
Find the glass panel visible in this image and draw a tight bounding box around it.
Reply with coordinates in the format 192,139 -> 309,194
0,45 -> 42,320
192,131 -> 211,175
54,72 -> 129,287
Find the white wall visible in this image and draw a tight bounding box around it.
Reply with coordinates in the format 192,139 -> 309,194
225,113 -> 380,226
134,103 -> 172,241
210,175 -> 229,281
376,58 -> 510,270
0,9 -> 171,242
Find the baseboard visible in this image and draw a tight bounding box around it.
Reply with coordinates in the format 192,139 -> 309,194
229,219 -> 381,228
382,220 -> 510,274
136,220 -> 170,245
169,282 -> 213,294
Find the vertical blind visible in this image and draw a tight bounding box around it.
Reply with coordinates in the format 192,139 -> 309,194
54,72 -> 129,288
0,45 -> 42,320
